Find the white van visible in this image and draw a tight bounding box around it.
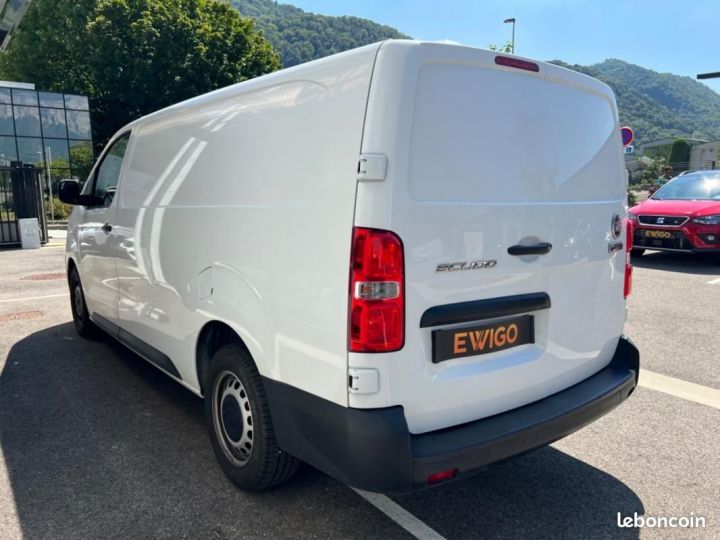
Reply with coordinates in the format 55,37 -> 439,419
60,40 -> 639,493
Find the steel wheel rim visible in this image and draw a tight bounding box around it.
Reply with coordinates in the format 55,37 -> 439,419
212,370 -> 254,466
73,285 -> 84,318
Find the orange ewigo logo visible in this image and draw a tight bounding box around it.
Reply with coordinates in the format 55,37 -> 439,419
453,323 -> 520,354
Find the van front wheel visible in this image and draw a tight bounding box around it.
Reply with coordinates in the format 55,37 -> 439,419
204,343 -> 299,491
68,268 -> 99,338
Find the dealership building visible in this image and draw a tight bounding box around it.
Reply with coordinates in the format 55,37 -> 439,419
0,1 -> 94,186
0,81 -> 93,184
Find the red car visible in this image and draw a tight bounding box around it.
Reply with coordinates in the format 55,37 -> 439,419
629,170 -> 720,257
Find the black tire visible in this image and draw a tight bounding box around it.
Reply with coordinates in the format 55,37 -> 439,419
204,343 -> 299,491
68,267 -> 100,338
630,248 -> 645,258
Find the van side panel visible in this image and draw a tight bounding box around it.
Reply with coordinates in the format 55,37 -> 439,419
113,44 -> 379,404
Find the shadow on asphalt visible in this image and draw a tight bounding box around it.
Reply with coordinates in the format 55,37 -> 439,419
1,323 -> 643,539
632,250 -> 720,276
394,448 -> 643,539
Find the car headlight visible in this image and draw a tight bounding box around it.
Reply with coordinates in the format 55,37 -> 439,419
692,214 -> 720,225
627,211 -> 638,222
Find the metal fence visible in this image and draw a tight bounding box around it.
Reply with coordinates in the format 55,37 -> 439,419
668,161 -> 719,172
0,163 -> 47,246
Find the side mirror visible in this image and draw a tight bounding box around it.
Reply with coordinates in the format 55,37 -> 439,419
58,180 -> 81,205
58,180 -> 102,206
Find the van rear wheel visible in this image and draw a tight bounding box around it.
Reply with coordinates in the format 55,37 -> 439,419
68,267 -> 99,338
204,343 -> 299,491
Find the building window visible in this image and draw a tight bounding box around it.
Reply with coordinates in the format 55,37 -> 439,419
64,94 -> 89,111
14,105 -> 40,137
66,110 -> 91,140
40,107 -> 68,138
0,135 -> 17,165
0,84 -> 93,184
39,92 -> 65,108
43,138 -> 69,168
17,137 -> 43,166
0,104 -> 14,136
11,88 -> 38,106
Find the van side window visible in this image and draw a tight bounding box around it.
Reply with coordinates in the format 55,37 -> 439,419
93,133 -> 130,207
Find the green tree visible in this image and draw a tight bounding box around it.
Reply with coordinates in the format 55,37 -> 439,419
487,42 -> 513,53
0,0 -> 281,148
69,142 -> 94,179
667,138 -> 690,165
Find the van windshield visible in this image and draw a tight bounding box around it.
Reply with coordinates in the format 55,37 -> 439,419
652,172 -> 720,200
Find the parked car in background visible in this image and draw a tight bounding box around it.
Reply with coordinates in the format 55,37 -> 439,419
629,170 -> 720,257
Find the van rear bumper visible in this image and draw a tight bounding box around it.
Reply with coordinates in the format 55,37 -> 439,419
263,337 -> 639,493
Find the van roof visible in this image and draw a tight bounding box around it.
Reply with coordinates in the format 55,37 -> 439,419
123,39 -> 613,133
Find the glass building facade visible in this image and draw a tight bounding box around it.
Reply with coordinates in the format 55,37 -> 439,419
0,85 -> 94,191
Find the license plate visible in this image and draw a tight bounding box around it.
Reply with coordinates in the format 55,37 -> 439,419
432,315 -> 534,363
642,229 -> 675,239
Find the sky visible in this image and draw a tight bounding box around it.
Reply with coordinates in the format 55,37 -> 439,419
289,0 -> 720,94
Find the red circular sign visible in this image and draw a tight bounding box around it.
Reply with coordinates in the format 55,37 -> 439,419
621,126 -> 634,147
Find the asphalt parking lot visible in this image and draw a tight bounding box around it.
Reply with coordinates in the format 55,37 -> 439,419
1,239 -> 719,539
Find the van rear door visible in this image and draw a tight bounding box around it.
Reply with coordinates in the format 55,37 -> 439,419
351,42 -> 628,434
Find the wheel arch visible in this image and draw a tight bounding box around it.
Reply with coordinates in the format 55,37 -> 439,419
196,321 -> 250,397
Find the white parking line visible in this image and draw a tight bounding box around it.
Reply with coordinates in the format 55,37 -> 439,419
706,277 -> 720,285
352,488 -> 446,540
639,369 -> 720,410
0,292 -> 68,304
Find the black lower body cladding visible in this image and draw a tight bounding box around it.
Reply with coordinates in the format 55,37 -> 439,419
263,337 -> 640,493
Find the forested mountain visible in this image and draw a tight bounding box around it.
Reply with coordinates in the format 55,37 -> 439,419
232,0 -> 720,145
551,59 -> 720,143
231,0 -> 408,67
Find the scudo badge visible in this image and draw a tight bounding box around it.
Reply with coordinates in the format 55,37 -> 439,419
436,260 -> 497,272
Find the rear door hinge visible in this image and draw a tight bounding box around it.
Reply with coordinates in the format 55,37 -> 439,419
357,153 -> 387,182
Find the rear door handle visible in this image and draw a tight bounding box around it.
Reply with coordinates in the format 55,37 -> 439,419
507,242 -> 552,256
101,222 -> 113,234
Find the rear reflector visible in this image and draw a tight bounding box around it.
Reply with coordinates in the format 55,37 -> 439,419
427,468 -> 458,485
349,227 -> 405,353
494,56 -> 540,72
624,219 -> 633,298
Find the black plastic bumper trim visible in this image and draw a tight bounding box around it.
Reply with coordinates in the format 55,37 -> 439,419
262,336 -> 639,493
419,292 -> 551,328
92,313 -> 182,380
410,337 -> 638,484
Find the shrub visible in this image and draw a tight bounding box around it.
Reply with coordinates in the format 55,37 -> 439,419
45,197 -> 73,221
630,157 -> 665,185
627,190 -> 638,207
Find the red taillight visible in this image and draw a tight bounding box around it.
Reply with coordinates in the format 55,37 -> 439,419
427,468 -> 458,485
349,227 -> 404,353
624,219 -> 633,298
494,56 -> 540,72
